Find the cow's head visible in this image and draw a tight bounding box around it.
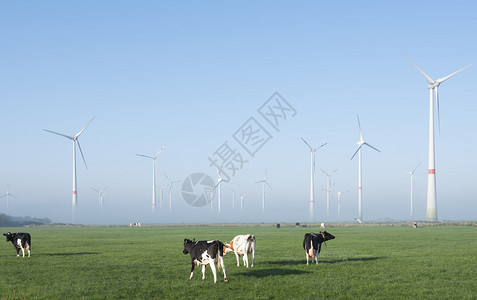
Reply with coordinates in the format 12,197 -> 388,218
223,241 -> 234,255
183,238 -> 194,254
3,232 -> 14,242
320,231 -> 335,241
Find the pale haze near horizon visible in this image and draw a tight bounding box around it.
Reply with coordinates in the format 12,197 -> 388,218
1,1 -> 476,225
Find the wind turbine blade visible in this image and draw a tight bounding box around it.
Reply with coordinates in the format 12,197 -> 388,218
154,144 -> 166,158
164,173 -> 171,182
315,143 -> 327,151
320,169 -> 329,176
77,140 -> 88,169
75,116 -> 96,139
357,115 -> 363,141
43,129 -> 74,140
243,194 -> 247,198
301,137 -> 313,150
350,146 -> 362,160
436,86 -> 441,135
91,187 -> 100,193
401,52 -> 435,84
412,162 -> 422,174
364,142 -> 382,153
136,154 -> 154,159
332,169 -> 338,175
255,180 -> 264,184
265,181 -> 272,190
215,166 -> 221,178
436,65 -> 470,84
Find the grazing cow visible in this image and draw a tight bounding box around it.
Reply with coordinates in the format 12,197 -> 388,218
303,231 -> 335,265
183,239 -> 228,283
3,232 -> 31,257
224,234 -> 256,268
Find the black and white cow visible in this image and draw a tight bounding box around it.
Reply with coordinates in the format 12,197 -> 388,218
183,239 -> 228,283
3,232 -> 31,257
303,231 -> 335,265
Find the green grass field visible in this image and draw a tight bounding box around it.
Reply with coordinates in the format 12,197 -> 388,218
1,224 -> 476,299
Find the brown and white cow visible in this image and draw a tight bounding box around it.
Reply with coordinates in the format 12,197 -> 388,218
224,234 -> 256,268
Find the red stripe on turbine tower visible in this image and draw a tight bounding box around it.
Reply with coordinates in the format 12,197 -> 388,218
73,191 -> 77,194
428,169 -> 435,174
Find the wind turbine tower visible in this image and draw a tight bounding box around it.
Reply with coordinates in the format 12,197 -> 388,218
407,162 -> 421,221
136,144 -> 166,210
1,185 -> 16,212
336,190 -> 348,216
321,169 -> 337,216
212,166 -> 229,213
44,117 -> 95,220
91,187 -> 108,208
256,170 -> 272,213
350,115 -> 381,222
403,53 -> 469,221
301,137 -> 326,221
165,174 -> 181,211
240,194 -> 247,212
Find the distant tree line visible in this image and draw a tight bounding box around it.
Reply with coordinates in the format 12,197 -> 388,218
0,214 -> 51,226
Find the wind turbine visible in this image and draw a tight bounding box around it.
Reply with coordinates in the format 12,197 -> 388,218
91,187 -> 108,208
1,185 -> 16,212
255,169 -> 272,213
240,194 -> 247,212
321,169 -> 337,216
212,166 -> 229,213
301,137 -> 327,221
402,53 -> 469,221
136,144 -> 166,210
407,162 -> 421,222
165,174 -> 182,211
350,115 -> 381,222
336,190 -> 348,216
44,117 -> 95,219
160,185 -> 167,209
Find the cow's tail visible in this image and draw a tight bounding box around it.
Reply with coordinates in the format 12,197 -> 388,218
308,240 -> 315,258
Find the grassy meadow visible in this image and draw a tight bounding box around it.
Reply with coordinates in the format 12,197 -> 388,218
0,224 -> 476,299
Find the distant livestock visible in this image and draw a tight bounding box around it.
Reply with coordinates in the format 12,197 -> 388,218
224,234 -> 256,268
129,222 -> 141,227
183,239 -> 228,283
3,232 -> 31,257
303,231 -> 335,265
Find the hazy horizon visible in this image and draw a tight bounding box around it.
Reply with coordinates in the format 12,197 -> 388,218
1,1 -> 476,225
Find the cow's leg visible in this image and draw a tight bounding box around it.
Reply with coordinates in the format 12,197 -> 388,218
243,253 -> 249,268
201,264 -> 206,280
306,251 -> 310,265
251,248 -> 255,267
209,260 -> 217,283
21,247 -> 25,258
219,255 -> 228,282
234,251 -> 240,266
16,248 -> 20,257
189,263 -> 195,279
315,250 -> 319,264
27,244 -> 30,257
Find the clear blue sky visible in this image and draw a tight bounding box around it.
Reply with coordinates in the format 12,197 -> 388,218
1,1 -> 476,224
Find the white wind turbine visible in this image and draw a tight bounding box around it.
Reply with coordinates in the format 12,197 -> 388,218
301,137 -> 327,221
212,166 -> 229,213
44,117 -> 95,219
91,187 -> 108,208
403,53 -> 469,221
1,185 -> 16,212
407,162 -> 421,222
336,190 -> 348,216
321,169 -> 337,216
240,194 -> 247,212
136,144 -> 166,210
227,187 -> 236,209
165,174 -> 182,211
350,115 -> 381,222
256,169 -> 272,213
160,185 -> 167,209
